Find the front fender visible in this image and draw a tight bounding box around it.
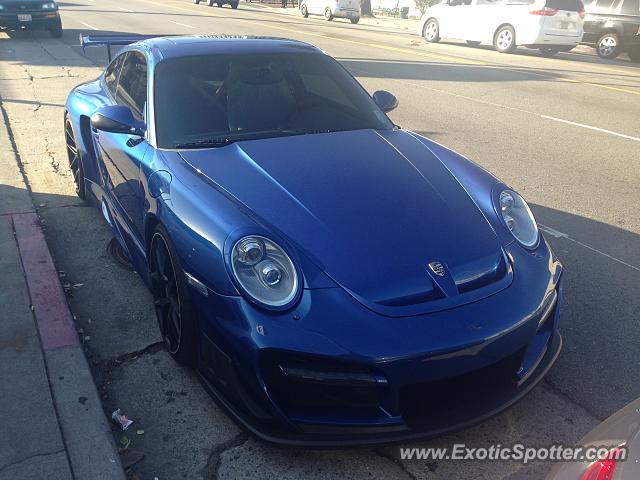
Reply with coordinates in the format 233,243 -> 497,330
142,150 -> 337,297
65,79 -> 110,204
407,132 -> 516,248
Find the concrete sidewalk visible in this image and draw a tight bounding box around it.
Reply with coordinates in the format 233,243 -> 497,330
0,107 -> 124,479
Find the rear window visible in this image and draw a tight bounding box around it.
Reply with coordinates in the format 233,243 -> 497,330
620,0 -> 639,14
545,0 -> 584,10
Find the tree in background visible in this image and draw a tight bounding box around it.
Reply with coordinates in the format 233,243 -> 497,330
415,0 -> 440,14
360,0 -> 372,16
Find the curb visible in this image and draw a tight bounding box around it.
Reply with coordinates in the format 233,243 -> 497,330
1,108 -> 126,479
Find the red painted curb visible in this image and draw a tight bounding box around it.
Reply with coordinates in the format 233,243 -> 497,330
12,212 -> 79,350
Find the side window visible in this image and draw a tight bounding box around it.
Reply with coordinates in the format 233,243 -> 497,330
116,52 -> 148,122
104,54 -> 124,99
594,0 -> 616,9
620,0 -> 639,13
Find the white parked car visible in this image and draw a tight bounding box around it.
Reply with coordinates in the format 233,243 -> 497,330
418,0 -> 586,56
300,0 -> 361,23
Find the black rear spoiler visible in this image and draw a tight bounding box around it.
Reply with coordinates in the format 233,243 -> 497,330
79,34 -> 163,61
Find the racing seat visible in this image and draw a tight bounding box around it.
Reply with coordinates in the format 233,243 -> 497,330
156,72 -> 228,143
226,64 -> 296,132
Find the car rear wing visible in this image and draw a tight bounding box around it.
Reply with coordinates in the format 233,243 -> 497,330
79,34 -> 162,61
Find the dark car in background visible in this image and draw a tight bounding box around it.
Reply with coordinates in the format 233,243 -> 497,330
0,0 -> 62,37
582,0 -> 640,61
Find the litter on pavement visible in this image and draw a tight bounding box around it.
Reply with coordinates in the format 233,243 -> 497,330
112,408 -> 134,430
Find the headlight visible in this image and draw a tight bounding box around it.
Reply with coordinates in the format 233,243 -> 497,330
498,190 -> 539,248
231,235 -> 299,309
42,2 -> 57,9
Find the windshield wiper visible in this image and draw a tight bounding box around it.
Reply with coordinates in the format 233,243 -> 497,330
174,138 -> 233,149
173,128 -> 353,149
174,129 -> 308,149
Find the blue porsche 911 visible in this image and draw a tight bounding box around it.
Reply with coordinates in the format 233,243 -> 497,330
66,34 -> 562,446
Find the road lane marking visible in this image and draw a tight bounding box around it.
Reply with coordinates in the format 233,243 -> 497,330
109,0 -> 640,140
246,20 -> 640,94
169,20 -> 196,29
540,115 -> 640,143
81,22 -> 99,30
352,71 -> 640,144
553,76 -> 640,97
136,0 -> 640,95
76,0 -> 640,276
231,19 -> 640,95
539,224 -> 640,273
538,225 -> 567,239
137,0 -> 484,65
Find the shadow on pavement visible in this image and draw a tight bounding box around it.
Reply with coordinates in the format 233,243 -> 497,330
340,57 -> 640,87
531,203 -> 640,419
440,39 -> 640,70
0,28 -> 146,67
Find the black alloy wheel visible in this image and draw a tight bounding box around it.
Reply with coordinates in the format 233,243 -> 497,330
149,226 -> 196,365
64,115 -> 86,199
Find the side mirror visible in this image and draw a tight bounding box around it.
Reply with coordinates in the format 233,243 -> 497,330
90,105 -> 145,137
373,90 -> 399,113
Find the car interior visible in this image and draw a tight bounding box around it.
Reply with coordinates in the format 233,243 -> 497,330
153,54 -> 388,148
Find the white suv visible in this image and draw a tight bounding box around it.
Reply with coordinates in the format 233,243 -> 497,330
418,0 -> 585,56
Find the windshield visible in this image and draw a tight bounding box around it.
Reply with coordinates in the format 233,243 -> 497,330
154,52 -> 393,149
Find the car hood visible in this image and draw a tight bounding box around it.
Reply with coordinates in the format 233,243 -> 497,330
180,129 -> 511,316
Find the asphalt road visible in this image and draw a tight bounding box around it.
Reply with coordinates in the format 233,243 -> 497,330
1,0 -> 639,478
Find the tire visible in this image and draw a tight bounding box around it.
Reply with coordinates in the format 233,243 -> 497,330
350,17 -> 359,24
64,115 -> 86,200
596,32 -> 621,59
231,1 -> 238,7
494,25 -> 516,53
301,4 -> 308,17
207,0 -> 214,5
50,25 -> 63,38
149,224 -> 197,367
324,7 -> 333,20
423,18 -> 440,43
217,1 -> 223,6
466,40 -> 481,46
194,0 -> 200,3
49,19 -> 62,38
539,47 -> 560,57
629,47 -> 640,63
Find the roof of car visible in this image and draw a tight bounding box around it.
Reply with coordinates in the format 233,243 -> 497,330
138,35 -> 323,60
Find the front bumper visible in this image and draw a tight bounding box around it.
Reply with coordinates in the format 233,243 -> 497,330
192,239 -> 563,446
0,11 -> 60,29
